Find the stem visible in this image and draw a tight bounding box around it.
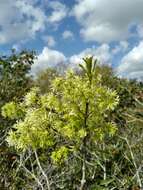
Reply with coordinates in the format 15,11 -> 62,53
126,139 -> 142,188
22,164 -> 44,190
103,165 -> 106,180
80,159 -> 86,190
79,102 -> 89,190
121,137 -> 142,187
16,152 -> 44,190
103,143 -> 107,181
34,150 -> 51,190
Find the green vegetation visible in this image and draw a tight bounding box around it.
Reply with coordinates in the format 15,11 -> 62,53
0,53 -> 143,190
0,50 -> 35,189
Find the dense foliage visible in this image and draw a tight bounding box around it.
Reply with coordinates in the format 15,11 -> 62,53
0,50 -> 36,189
0,54 -> 143,190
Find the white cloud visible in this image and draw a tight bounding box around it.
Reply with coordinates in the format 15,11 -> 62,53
16,1 -> 46,33
48,1 -> 68,23
42,35 -> 56,47
31,47 -> 66,74
0,0 -> 68,44
33,43 -> 143,81
120,41 -> 129,51
62,30 -> 74,40
137,24 -> 143,38
32,42 -> 143,81
32,44 -> 112,74
69,44 -> 112,69
117,41 -> 143,80
72,0 -> 143,42
0,0 -> 47,44
112,41 -> 129,55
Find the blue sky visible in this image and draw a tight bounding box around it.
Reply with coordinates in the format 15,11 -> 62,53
0,0 -> 143,80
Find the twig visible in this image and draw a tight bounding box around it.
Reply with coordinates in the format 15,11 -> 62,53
34,150 -> 51,190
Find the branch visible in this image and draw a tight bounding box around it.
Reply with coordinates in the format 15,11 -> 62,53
120,136 -> 142,188
34,150 -> 51,190
80,159 -> 86,190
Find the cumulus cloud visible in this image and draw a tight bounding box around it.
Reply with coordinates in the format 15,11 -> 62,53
31,47 -> 66,74
42,35 -> 56,47
69,44 -> 112,69
48,1 -> 68,23
62,30 -> 74,40
32,44 -> 112,74
137,24 -> 143,38
0,0 -> 47,44
72,0 -> 143,43
0,0 -> 68,44
32,41 -> 143,81
112,41 -> 129,55
117,41 -> 143,80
